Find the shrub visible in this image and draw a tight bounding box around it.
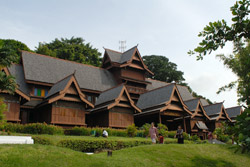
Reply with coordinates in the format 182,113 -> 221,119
108,128 -> 127,137
140,123 -> 151,137
126,124 -> 137,137
32,136 -> 53,145
57,139 -> 151,152
167,131 -> 176,138
1,123 -> 63,135
65,126 -> 91,136
157,123 -> 168,137
22,123 -> 64,135
190,135 -> 199,141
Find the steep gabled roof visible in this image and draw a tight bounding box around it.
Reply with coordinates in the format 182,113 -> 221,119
200,98 -> 210,106
95,85 -> 124,106
21,51 -> 117,92
184,99 -> 199,112
103,46 -> 153,75
226,106 -> 243,118
4,65 -> 30,101
145,78 -> 170,91
203,102 -> 231,122
176,85 -> 194,101
195,121 -> 208,130
136,84 -> 175,110
203,103 -> 223,116
92,84 -> 140,113
44,74 -> 94,108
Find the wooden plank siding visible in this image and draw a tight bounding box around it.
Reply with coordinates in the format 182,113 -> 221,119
1,94 -> 20,122
51,101 -> 86,126
109,107 -> 134,128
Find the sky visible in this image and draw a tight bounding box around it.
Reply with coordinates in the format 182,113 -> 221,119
0,0 -> 239,108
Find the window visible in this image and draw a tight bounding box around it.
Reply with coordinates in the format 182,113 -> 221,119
34,88 -> 48,97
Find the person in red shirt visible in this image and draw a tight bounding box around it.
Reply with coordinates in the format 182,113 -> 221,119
159,133 -> 164,144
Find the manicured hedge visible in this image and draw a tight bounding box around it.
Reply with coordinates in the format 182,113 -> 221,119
33,136 -> 54,145
0,123 -> 64,135
57,139 -> 152,152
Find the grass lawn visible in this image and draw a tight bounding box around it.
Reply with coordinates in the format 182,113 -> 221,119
0,144 -> 249,167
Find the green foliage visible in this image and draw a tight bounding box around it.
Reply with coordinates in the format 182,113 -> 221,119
140,123 -> 151,137
157,123 -> 168,137
214,127 -> 230,143
235,108 -> 250,153
57,139 -> 151,152
126,124 -> 137,137
33,136 -> 54,145
0,98 -> 6,123
190,135 -> 200,141
0,123 -> 63,135
65,126 -> 91,136
36,37 -> 102,67
0,39 -> 31,66
142,55 -> 185,83
189,0 -> 250,59
0,72 -> 16,94
167,131 -> 177,138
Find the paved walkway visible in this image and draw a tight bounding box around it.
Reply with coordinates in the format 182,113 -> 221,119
208,139 -> 225,144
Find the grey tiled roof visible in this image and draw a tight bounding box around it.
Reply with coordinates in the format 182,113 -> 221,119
200,98 -> 209,106
8,64 -> 30,96
136,84 -> 175,110
203,103 -> 223,116
21,51 -> 117,92
95,85 -> 124,106
196,121 -> 208,130
105,46 -> 137,64
145,78 -> 170,91
226,106 -> 242,118
176,85 -> 194,101
46,74 -> 73,98
184,99 -> 199,112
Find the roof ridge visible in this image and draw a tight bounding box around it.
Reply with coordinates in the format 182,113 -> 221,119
141,83 -> 175,95
146,78 -> 170,84
203,102 -> 223,107
122,45 -> 137,54
21,50 -> 106,71
52,73 -> 74,85
184,98 -> 198,103
226,106 -> 241,109
104,48 -> 122,54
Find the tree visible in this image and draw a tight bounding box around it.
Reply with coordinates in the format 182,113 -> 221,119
190,0 -> 250,152
142,55 -> 185,83
36,37 -> 102,67
189,0 -> 250,60
0,39 -> 31,122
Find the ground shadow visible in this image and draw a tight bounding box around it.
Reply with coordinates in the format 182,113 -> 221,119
191,156 -> 235,167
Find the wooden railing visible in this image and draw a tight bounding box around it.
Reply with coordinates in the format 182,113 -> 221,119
125,85 -> 147,94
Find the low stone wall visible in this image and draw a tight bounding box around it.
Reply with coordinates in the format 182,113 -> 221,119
0,136 -> 34,144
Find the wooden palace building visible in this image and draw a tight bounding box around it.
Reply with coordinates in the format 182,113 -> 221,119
0,46 -> 242,135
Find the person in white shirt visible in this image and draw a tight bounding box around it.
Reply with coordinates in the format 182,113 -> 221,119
102,129 -> 108,137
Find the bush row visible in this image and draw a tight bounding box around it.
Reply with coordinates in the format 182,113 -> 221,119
57,139 -> 152,152
0,123 -> 64,135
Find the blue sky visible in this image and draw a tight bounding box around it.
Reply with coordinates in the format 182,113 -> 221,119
0,0 -> 239,107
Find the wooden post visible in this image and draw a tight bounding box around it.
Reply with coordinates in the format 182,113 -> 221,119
159,113 -> 162,124
183,117 -> 187,132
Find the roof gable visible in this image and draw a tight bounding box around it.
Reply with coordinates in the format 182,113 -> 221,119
185,99 -> 210,120
136,84 -> 175,110
21,51 -> 117,92
176,85 -> 194,101
204,103 -> 231,122
226,106 -> 243,118
45,74 -> 94,108
93,84 -> 140,113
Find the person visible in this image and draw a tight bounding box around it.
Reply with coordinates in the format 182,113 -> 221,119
175,125 -> 184,144
207,131 -> 213,143
159,133 -> 164,144
149,122 -> 158,144
102,129 -> 108,138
